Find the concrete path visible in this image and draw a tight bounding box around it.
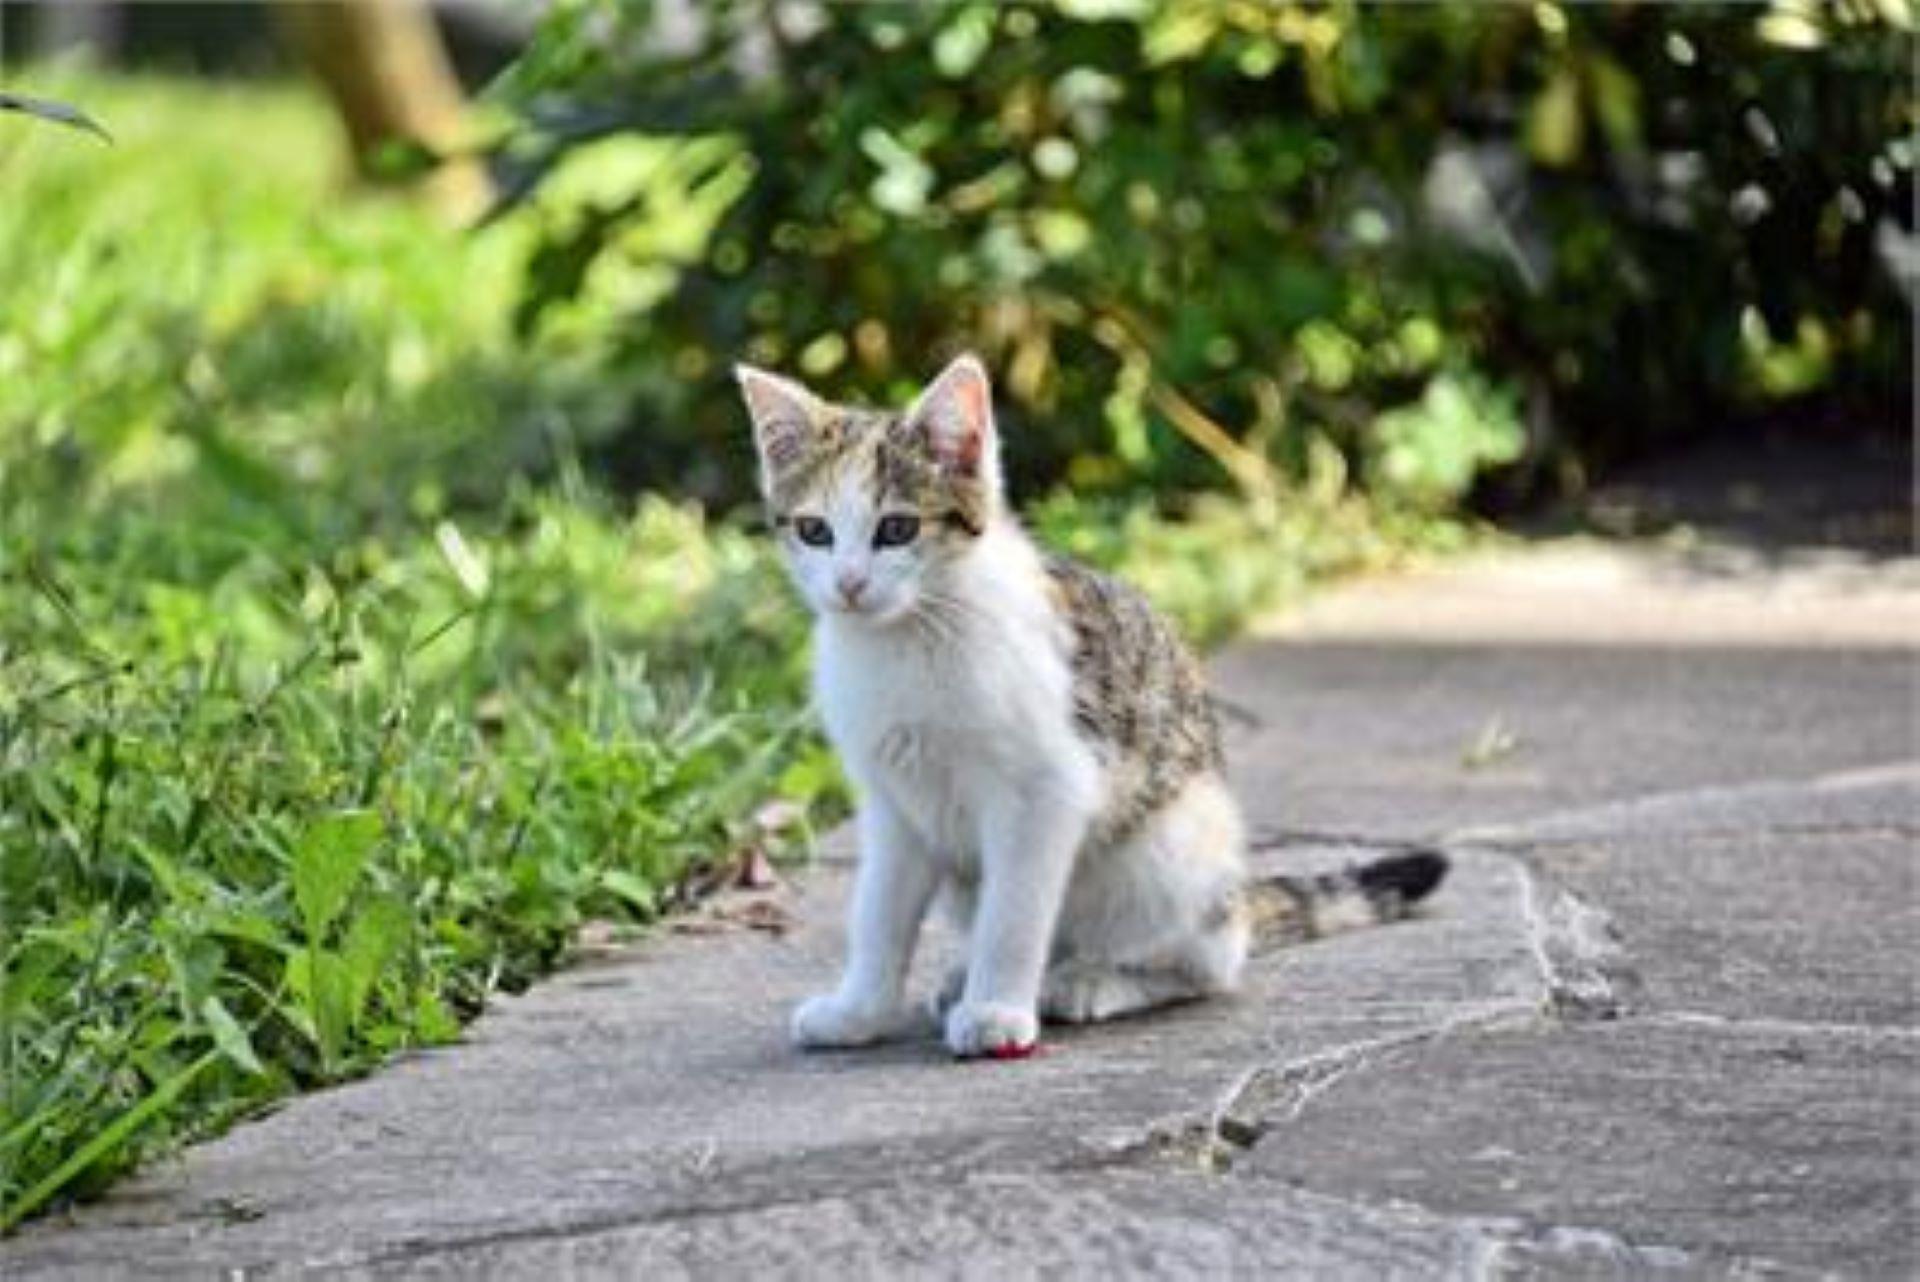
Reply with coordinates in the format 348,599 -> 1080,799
5,447 -> 1915,1278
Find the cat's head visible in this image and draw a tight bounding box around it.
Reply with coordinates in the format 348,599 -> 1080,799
735,354 -> 1002,626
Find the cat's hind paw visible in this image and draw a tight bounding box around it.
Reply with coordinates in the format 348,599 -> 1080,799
790,992 -> 903,1049
944,1001 -> 1039,1060
1041,969 -> 1147,1024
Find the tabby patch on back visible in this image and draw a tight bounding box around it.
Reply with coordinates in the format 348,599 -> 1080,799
736,353 -> 1446,1060
1042,554 -> 1224,847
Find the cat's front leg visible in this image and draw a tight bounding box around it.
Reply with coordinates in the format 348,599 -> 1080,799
945,772 -> 1092,1058
792,792 -> 939,1049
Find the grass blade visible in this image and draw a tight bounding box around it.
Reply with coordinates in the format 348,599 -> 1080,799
0,1051 -> 217,1232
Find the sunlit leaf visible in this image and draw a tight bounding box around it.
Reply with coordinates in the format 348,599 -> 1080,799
200,996 -> 264,1076
1526,66 -> 1583,168
291,810 -> 382,944
286,948 -> 354,1073
600,869 -> 656,914
342,896 -> 412,1020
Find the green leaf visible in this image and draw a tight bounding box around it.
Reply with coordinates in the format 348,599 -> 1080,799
200,995 -> 264,1076
1525,65 -> 1583,168
291,809 -> 382,944
1588,55 -> 1642,156
128,834 -> 187,905
599,869 -> 656,915
411,992 -> 462,1045
341,896 -> 411,1020
933,6 -> 995,77
286,948 -> 355,1074
1144,4 -> 1219,66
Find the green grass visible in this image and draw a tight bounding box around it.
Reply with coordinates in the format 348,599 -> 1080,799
0,72 -> 826,1223
0,72 -> 1465,1227
2,485 -> 826,1225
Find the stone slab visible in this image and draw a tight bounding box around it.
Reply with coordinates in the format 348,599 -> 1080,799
1234,1019 -> 1919,1279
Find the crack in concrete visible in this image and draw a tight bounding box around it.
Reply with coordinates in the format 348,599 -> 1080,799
341,1183 -> 880,1276
1108,845 -> 1636,1178
1067,769 -> 1910,1273
345,1161 -> 1786,1281
1461,1215 -> 1797,1279
1642,1010 -> 1920,1045
1124,1002 -> 1543,1176
341,1135 -> 1095,1275
1514,858 -> 1637,1020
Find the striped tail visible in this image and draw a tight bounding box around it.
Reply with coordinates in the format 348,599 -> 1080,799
1244,848 -> 1449,952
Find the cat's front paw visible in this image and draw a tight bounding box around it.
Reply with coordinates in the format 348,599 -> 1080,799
944,1001 -> 1039,1060
790,992 -> 900,1049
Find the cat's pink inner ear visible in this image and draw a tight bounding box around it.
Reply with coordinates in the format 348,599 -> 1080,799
735,364 -> 818,470
910,354 -> 994,476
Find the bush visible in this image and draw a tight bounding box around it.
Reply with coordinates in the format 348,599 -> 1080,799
494,0 -> 1911,509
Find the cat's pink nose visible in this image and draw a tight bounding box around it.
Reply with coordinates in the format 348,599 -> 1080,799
836,570 -> 869,606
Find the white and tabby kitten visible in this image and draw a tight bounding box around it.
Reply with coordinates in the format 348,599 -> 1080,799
737,355 -> 1442,1059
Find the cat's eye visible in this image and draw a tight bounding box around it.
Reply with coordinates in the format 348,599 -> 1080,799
873,514 -> 921,549
791,516 -> 833,548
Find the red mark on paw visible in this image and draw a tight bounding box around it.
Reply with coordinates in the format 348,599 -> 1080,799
985,1040 -> 1040,1061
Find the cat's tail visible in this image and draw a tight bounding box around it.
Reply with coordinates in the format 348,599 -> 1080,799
1243,848 -> 1449,953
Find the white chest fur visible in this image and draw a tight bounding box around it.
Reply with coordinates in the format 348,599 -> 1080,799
812,532 -> 1096,858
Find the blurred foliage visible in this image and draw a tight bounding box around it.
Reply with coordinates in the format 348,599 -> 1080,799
495,0 -> 1913,510
0,74 -> 624,541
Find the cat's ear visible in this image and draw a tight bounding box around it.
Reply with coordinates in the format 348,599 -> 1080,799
905,353 -> 998,482
735,363 -> 824,489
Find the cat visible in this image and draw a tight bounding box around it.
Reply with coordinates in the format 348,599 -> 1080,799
736,353 -> 1445,1058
